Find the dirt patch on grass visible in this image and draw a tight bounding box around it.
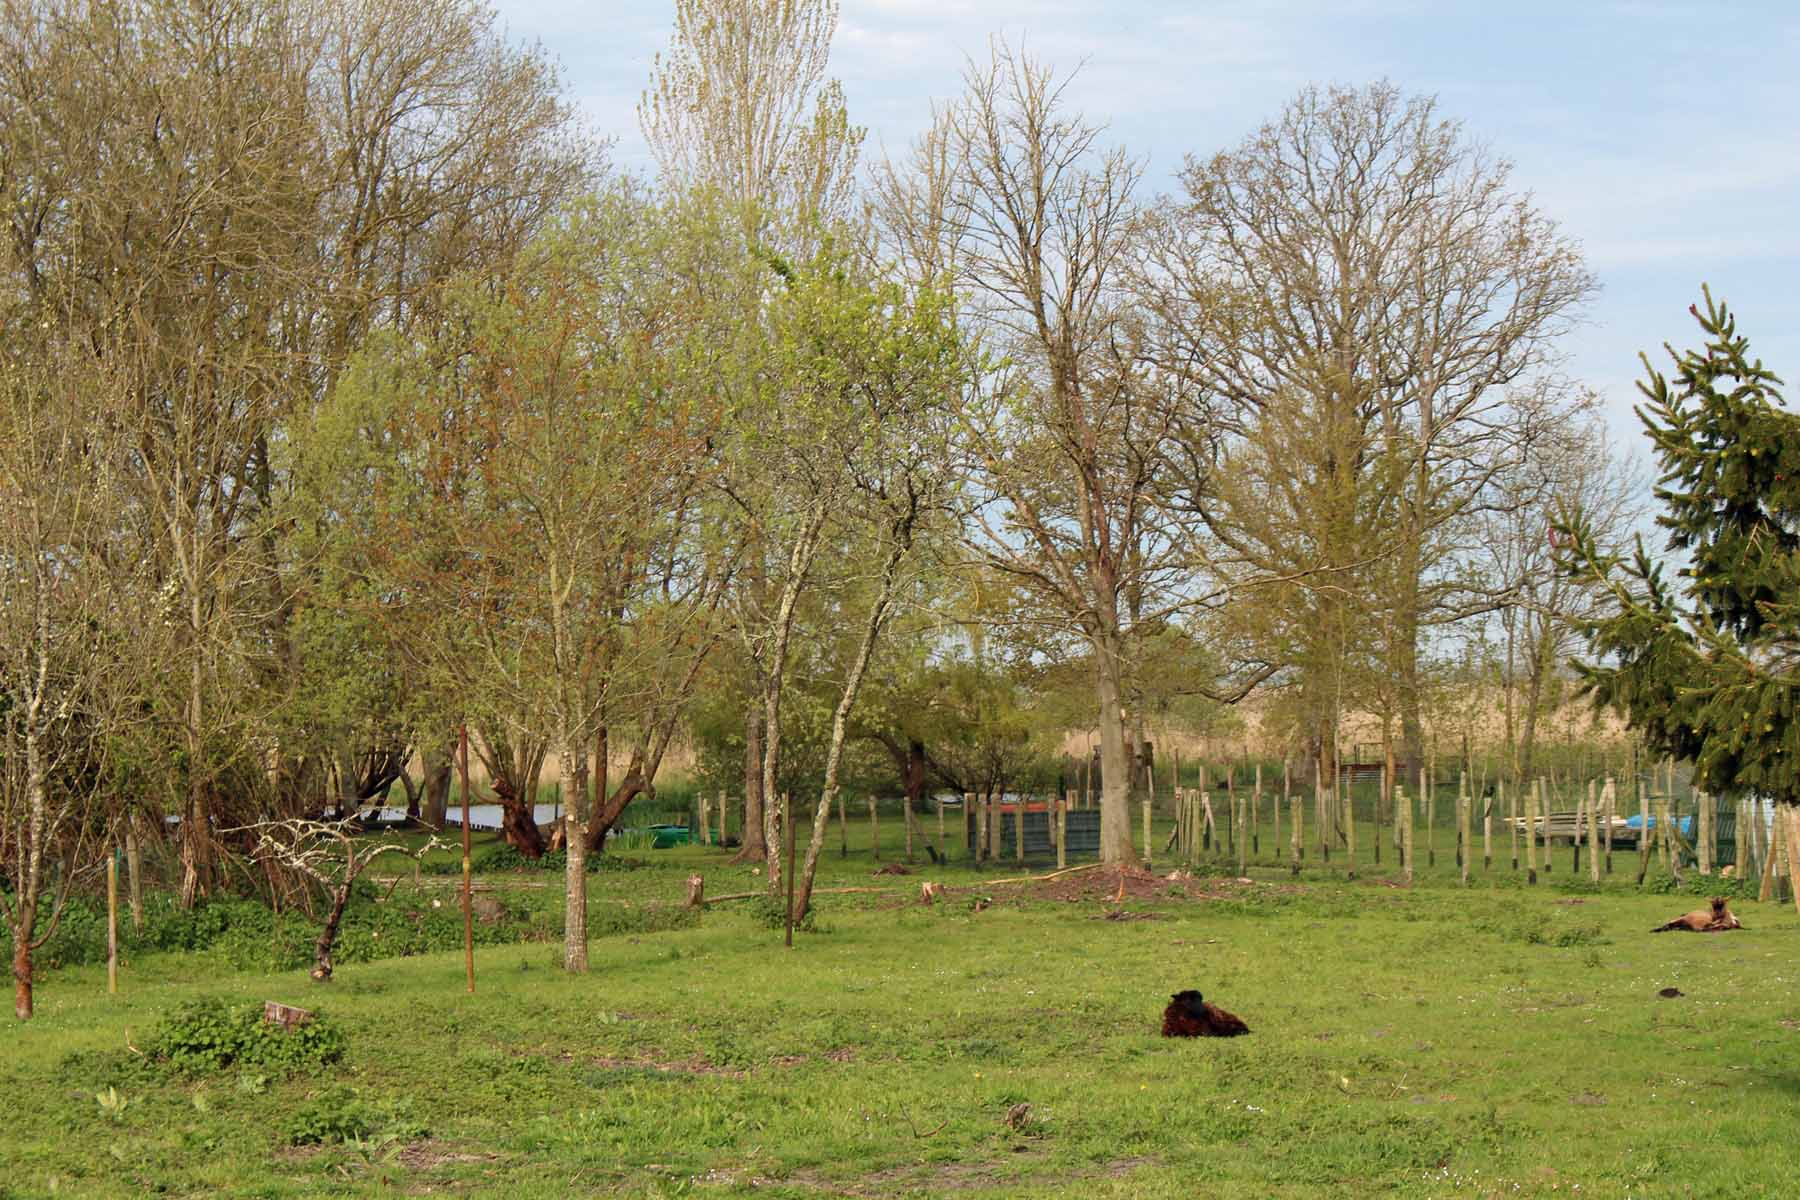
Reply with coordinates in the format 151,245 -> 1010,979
1014,866 -> 1251,904
397,1140 -> 500,1170
591,1054 -> 747,1078
1092,908 -> 1166,921
788,1152 -> 1158,1196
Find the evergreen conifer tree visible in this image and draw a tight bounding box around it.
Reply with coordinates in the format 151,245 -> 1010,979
1562,288 -> 1800,905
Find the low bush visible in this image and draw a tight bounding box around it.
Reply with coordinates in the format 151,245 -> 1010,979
147,998 -> 347,1076
282,1085 -> 429,1146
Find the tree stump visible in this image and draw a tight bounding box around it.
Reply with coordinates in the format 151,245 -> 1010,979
263,1001 -> 314,1029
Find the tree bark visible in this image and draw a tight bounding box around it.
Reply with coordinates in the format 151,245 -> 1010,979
419,740 -> 453,829
492,774 -> 546,857
734,698 -> 766,862
1093,630 -> 1136,865
561,744 -> 588,973
794,530 -> 907,919
11,897 -> 33,1021
312,885 -> 351,982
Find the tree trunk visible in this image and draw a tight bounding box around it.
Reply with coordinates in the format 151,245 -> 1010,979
585,764 -> 651,853
419,740 -> 453,829
1393,599 -> 1425,786
312,884 -> 351,982
560,744 -> 588,973
179,577 -> 210,910
493,775 -> 546,857
11,901 -> 33,1021
734,698 -> 766,863
1093,631 -> 1136,865
126,824 -> 144,929
794,535 -> 904,919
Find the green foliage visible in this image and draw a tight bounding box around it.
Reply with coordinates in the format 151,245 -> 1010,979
1470,900 -> 1608,947
282,1086 -> 429,1147
147,999 -> 346,1076
30,888 -> 541,976
1563,290 -> 1800,803
747,895 -> 818,933
424,842 -> 653,875
1646,871 -> 1759,899
6,828 -> 1800,1197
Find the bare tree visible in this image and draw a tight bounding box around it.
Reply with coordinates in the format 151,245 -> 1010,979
0,332 -> 120,1019
1144,82 -> 1598,779
641,0 -> 862,243
1483,416 -> 1644,780
237,818 -> 444,982
873,44 -> 1222,864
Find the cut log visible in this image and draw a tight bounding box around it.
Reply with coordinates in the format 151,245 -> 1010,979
263,1001 -> 314,1029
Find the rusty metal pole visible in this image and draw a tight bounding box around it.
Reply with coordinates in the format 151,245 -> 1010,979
459,724 -> 474,993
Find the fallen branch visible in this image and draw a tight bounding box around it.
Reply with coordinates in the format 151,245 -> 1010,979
980,862 -> 1104,887
702,886 -> 893,906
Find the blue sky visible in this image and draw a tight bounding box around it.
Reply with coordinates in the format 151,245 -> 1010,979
493,1 -> 1800,452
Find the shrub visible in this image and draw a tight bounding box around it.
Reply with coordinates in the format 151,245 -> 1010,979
282,1085 -> 429,1146
146,998 -> 346,1076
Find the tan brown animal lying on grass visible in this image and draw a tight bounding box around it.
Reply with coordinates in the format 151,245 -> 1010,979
1652,896 -> 1742,932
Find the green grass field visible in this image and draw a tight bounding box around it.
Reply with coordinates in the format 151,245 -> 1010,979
4,809 -> 1796,1199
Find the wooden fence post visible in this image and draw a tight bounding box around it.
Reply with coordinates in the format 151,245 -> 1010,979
1587,780 -> 1601,884
1482,779 -> 1492,872
107,842 -> 119,995
1290,785 -> 1303,875
1602,778 -> 1615,875
125,825 -> 144,930
1400,783 -> 1414,885
1142,798 -> 1152,869
1525,781 -> 1538,886
1459,773 -> 1471,886
1698,787 -> 1712,875
1238,791 -> 1250,876
1506,780 -> 1517,872
1252,763 -> 1263,860
1341,787 -> 1354,879
1053,793 -> 1066,869
1424,764 -> 1436,868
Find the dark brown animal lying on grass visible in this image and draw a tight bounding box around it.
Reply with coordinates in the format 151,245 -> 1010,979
1161,989 -> 1250,1037
1652,896 -> 1742,933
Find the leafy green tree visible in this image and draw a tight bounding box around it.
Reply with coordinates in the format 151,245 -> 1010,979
349,186 -> 727,972
1562,291 -> 1800,907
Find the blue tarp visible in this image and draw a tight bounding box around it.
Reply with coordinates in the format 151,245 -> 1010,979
1624,813 -> 1695,837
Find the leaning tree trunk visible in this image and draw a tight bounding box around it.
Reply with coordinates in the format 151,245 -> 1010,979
584,766 -> 650,854
794,533 -> 906,919
312,883 -> 352,982
492,776 -> 546,857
